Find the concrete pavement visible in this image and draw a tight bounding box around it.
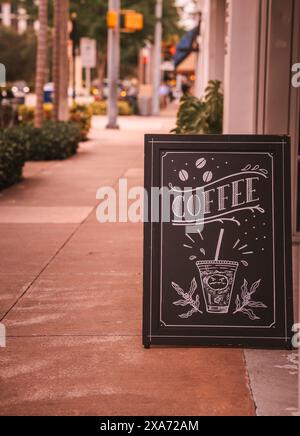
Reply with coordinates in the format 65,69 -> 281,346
0,114 -> 298,416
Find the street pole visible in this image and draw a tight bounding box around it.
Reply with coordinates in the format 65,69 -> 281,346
152,0 -> 163,116
86,67 -> 91,97
72,49 -> 76,102
194,13 -> 202,99
71,13 -> 78,103
106,0 -> 120,129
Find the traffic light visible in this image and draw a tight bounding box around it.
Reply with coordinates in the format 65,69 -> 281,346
107,10 -> 118,29
107,10 -> 143,32
70,12 -> 79,49
169,45 -> 176,56
162,44 -> 177,61
123,11 -> 143,31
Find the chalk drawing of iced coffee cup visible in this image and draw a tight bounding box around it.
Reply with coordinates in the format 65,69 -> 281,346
197,229 -> 239,314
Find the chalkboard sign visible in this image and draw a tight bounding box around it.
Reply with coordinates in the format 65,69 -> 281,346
143,135 -> 294,349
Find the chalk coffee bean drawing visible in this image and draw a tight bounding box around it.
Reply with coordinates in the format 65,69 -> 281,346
203,171 -> 213,183
196,158 -> 207,169
179,169 -> 189,182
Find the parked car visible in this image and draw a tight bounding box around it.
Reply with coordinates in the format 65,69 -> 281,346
11,81 -> 30,104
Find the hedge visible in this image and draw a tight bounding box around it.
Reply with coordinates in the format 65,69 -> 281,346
18,103 -> 53,124
91,101 -> 133,116
0,130 -> 26,191
5,121 -> 82,161
69,104 -> 93,141
18,103 -> 92,141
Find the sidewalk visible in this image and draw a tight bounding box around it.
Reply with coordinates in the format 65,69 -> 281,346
0,115 -> 298,416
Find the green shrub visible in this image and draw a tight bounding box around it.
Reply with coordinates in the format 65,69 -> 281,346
0,103 -> 19,129
91,100 -> 133,116
18,104 -> 53,124
18,103 -> 92,141
6,121 -> 81,161
118,101 -> 133,116
172,80 -> 224,134
90,101 -> 106,116
0,131 -> 26,191
69,103 -> 93,141
5,123 -> 37,157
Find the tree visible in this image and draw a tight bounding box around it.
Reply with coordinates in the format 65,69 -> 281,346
34,0 -> 48,128
11,0 -> 183,104
53,0 -> 69,121
10,0 -> 38,16
70,0 -> 183,78
69,0 -> 108,94
0,26 -> 37,84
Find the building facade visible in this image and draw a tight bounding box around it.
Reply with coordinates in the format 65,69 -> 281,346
197,0 -> 300,242
0,1 -> 31,34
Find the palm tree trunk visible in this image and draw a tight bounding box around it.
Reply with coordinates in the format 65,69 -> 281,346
53,0 -> 69,122
52,0 -> 60,121
34,0 -> 48,128
59,0 -> 70,121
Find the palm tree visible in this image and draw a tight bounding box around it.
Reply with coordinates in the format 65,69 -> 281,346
53,0 -> 69,121
34,0 -> 48,128
53,0 -> 60,121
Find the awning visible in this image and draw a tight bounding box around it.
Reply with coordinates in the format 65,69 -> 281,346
176,52 -> 197,74
173,24 -> 200,68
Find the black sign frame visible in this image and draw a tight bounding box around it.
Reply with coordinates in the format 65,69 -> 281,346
143,135 -> 294,349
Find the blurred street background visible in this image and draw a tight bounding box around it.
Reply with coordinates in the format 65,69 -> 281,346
0,0 -> 299,417
0,0 -> 196,125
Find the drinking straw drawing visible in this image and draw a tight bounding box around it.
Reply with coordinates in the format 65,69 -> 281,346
215,228 -> 225,261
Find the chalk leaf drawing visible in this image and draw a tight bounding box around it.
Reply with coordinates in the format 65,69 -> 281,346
234,279 -> 267,320
172,278 -> 203,319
